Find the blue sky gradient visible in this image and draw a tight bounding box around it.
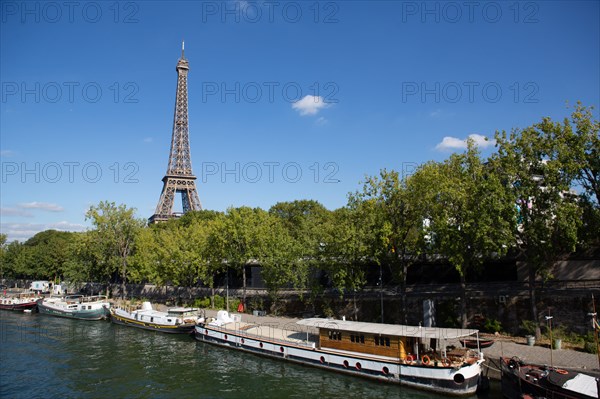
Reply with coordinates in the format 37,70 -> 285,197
1,0 -> 599,241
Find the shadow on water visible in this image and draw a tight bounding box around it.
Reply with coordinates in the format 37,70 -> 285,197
1,311 -> 503,398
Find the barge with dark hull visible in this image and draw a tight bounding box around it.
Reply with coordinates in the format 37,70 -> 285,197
37,295 -> 110,320
110,302 -> 201,334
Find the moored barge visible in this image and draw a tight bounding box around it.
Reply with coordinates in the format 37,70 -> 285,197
195,311 -> 484,396
110,301 -> 201,333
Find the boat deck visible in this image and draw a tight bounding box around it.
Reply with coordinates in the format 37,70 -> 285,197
211,320 -> 319,348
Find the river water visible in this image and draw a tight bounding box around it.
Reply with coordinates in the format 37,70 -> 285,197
0,311 -> 502,398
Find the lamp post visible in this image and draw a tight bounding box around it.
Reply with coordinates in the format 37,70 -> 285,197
545,314 -> 553,368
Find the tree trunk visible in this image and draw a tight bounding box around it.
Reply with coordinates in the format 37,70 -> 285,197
529,263 -> 541,339
121,258 -> 127,300
242,264 -> 247,306
401,261 -> 408,324
460,272 -> 468,329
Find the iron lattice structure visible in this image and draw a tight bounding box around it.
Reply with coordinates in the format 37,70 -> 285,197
149,43 -> 202,223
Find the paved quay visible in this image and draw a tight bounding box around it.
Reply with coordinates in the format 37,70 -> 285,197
197,308 -> 600,380
481,337 -> 600,380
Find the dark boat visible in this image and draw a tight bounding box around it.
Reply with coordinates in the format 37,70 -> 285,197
0,293 -> 42,311
460,338 -> 494,349
500,356 -> 599,399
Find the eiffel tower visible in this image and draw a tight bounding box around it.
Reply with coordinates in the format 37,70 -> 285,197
149,42 -> 202,223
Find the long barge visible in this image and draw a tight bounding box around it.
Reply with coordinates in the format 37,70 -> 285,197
195,311 -> 484,396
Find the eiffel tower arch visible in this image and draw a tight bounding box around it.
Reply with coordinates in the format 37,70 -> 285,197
149,42 -> 202,223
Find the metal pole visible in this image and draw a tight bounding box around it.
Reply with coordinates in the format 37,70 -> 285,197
592,294 -> 600,369
545,313 -> 553,368
226,267 -> 229,312
380,263 -> 384,323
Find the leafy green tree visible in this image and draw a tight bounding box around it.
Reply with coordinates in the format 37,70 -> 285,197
494,122 -> 583,337
269,200 -> 331,297
356,169 -> 426,323
0,233 -> 7,279
320,206 -> 370,302
550,103 -> 600,247
85,201 -> 145,298
408,142 -> 514,328
22,230 -> 76,281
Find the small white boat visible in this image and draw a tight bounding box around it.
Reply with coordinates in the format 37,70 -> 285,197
37,295 -> 110,320
110,302 -> 201,334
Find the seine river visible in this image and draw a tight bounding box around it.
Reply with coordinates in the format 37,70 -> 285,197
0,311 -> 501,398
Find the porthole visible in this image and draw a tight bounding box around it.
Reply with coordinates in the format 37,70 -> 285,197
224,334 -> 228,340
343,360 -> 349,368
259,342 -> 264,348
241,338 -> 245,344
382,366 -> 389,375
320,356 -> 325,364
453,373 -> 465,384
355,362 -> 362,371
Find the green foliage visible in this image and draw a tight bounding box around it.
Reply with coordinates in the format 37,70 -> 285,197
436,300 -> 460,328
193,297 -> 212,308
483,318 -> 503,334
520,320 -> 538,336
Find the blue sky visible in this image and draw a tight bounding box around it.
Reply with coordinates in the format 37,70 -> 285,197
1,0 -> 599,241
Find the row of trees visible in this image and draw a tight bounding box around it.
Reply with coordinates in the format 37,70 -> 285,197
1,104 -> 598,335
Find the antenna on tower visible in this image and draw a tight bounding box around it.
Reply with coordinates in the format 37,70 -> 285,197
181,40 -> 185,58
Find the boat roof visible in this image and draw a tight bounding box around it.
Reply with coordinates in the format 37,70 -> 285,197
168,307 -> 198,313
296,318 -> 478,339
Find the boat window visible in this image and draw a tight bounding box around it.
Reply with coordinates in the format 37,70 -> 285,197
328,330 -> 342,340
167,319 -> 171,323
349,334 -> 364,344
375,335 -> 391,347
151,317 -> 154,323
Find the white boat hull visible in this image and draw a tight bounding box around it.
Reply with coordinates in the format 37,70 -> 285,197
194,324 -> 482,396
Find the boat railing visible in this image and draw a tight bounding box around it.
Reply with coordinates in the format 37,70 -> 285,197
208,323 -> 317,349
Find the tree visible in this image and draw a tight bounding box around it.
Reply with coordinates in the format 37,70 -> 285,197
22,230 -> 76,281
409,142 -> 515,328
85,201 -> 145,298
551,103 -> 600,247
356,169 -> 425,323
269,200 -> 331,297
494,122 -> 583,338
0,233 -> 7,279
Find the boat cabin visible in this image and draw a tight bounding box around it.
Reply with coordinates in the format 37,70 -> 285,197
297,318 -> 480,362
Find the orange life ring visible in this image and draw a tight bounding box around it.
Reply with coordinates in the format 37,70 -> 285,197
421,355 -> 431,365
556,369 -> 569,375
405,354 -> 414,363
442,358 -> 451,367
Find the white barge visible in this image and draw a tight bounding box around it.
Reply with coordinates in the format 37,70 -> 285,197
195,311 -> 484,396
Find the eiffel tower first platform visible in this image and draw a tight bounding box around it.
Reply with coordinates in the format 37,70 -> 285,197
149,42 -> 202,223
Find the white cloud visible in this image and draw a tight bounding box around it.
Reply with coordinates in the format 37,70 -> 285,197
435,134 -> 496,151
292,95 -> 329,116
143,137 -> 154,143
18,202 -> 64,212
0,208 -> 33,217
0,149 -> 15,157
1,221 -> 86,242
315,117 -> 328,126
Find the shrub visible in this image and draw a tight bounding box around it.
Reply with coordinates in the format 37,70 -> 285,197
483,318 -> 503,333
520,320 -> 537,336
